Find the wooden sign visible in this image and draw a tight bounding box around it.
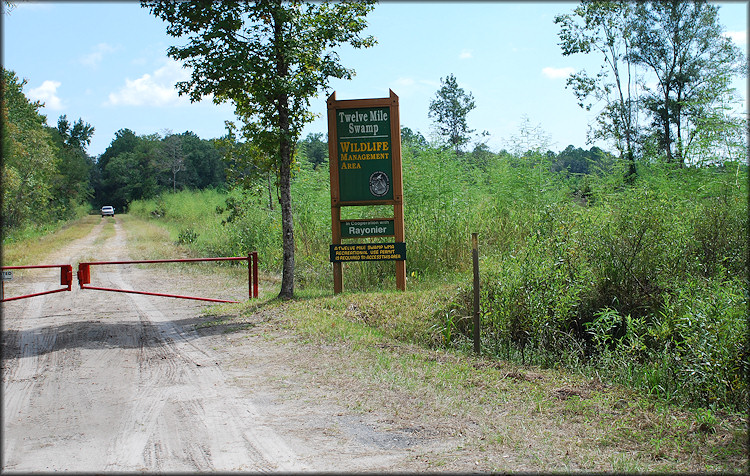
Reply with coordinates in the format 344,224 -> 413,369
335,107 -> 393,202
340,219 -> 395,238
330,242 -> 406,262
327,90 -> 406,293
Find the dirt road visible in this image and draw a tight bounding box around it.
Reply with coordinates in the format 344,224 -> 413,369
2,218 -> 453,472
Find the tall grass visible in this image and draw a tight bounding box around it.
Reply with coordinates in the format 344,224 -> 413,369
1,203 -> 91,249
1,213 -> 99,266
464,160 -> 748,410
128,151 -> 748,411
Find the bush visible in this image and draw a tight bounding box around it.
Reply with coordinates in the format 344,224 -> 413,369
460,163 -> 748,410
127,153 -> 748,411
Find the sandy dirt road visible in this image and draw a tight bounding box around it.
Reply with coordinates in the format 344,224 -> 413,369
2,217 -> 453,472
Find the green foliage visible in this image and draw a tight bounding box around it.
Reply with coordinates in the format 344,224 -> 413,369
400,126 -> 428,151
1,68 -> 92,234
555,1 -> 638,170
46,118 -> 96,220
56,114 -> 94,150
299,132 -> 328,169
467,160 -> 748,410
177,131 -> 226,189
143,0 -> 377,299
552,145 -> 615,176
177,227 -> 198,245
630,2 -> 745,165
129,141 -> 748,412
428,73 -> 476,153
94,129 -> 227,211
557,1 -> 746,167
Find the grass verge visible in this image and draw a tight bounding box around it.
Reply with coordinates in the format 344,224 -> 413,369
202,292 -> 748,473
2,215 -> 100,266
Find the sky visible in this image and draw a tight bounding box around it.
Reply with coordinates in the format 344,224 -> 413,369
2,1 -> 747,158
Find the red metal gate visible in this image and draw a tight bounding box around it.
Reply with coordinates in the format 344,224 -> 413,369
77,253 -> 259,303
0,264 -> 74,302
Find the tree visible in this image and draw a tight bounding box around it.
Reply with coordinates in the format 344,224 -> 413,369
428,74 -> 476,154
217,122 -> 278,210
143,0 -> 376,299
95,128 -> 139,206
552,144 -> 614,176
98,128 -> 138,169
555,1 -> 638,178
1,68 -> 58,230
56,114 -> 95,151
48,115 -> 95,218
468,142 -> 495,170
101,134 -> 161,210
299,132 -> 328,169
179,131 -> 226,189
682,94 -> 747,165
629,1 -> 745,165
400,126 -> 428,151
160,132 -> 185,193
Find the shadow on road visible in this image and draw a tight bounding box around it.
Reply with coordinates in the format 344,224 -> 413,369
1,310 -> 271,360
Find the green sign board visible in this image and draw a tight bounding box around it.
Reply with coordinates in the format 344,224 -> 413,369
330,242 -> 406,262
340,219 -> 395,238
336,106 -> 393,202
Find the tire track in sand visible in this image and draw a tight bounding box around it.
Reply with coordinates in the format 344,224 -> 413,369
2,219 -> 107,469
2,218 -> 303,472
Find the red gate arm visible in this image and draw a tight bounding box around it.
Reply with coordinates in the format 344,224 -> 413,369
1,264 -> 74,302
76,255 -> 258,302
77,286 -> 240,303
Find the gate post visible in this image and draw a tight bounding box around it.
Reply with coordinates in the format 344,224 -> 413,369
61,265 -> 73,290
77,263 -> 90,287
248,252 -> 259,299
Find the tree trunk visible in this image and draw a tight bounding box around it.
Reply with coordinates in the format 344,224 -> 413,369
675,88 -> 685,167
273,5 -> 294,300
278,116 -> 295,299
613,53 -> 637,180
267,172 -> 274,210
663,89 -> 673,163
625,148 -> 637,182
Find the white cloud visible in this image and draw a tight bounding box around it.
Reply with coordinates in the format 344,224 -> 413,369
419,78 -> 440,88
106,60 -> 192,107
387,77 -> 440,100
724,30 -> 747,46
459,49 -> 473,60
27,80 -> 63,110
80,43 -> 117,68
393,77 -> 415,88
542,66 -> 575,79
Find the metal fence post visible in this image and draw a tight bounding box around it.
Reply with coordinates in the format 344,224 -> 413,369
472,233 -> 480,354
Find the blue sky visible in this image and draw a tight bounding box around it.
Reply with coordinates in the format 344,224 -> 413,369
3,1 -> 747,158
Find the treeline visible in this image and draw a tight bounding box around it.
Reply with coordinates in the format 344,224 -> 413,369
3,69 -> 95,231
128,133 -> 748,411
0,55 -> 732,240
1,67 -> 229,237
3,64 -> 339,237
93,128 -> 226,212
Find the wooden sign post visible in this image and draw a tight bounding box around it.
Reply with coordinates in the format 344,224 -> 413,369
327,90 -> 405,293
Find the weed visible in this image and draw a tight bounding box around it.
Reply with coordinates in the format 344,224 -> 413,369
610,452 -> 644,472
124,153 -> 748,414
693,407 -> 718,434
177,227 -> 198,245
2,215 -> 99,266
